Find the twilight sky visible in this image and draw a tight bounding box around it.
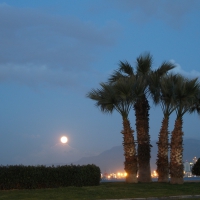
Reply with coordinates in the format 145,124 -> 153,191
0,0 -> 200,166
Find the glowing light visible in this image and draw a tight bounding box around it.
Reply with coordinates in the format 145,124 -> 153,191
60,136 -> 68,143
151,170 -> 158,178
101,171 -> 129,179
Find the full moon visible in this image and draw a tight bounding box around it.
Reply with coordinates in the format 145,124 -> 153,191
60,136 -> 68,143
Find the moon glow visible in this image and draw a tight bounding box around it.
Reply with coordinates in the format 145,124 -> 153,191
60,136 -> 68,143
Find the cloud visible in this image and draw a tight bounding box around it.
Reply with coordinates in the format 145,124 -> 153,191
0,63 -> 79,88
109,0 -> 200,28
0,4 -> 120,89
0,4 -> 117,48
170,60 -> 200,79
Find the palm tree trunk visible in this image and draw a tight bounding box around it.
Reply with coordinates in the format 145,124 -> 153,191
122,118 -> 138,183
170,117 -> 184,184
156,117 -> 169,182
134,95 -> 151,182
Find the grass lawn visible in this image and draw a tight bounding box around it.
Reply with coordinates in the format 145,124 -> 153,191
0,182 -> 200,200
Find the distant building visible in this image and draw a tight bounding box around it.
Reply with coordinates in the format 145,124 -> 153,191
184,161 -> 191,172
184,161 -> 192,177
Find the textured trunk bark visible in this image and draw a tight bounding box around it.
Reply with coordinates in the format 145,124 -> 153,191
134,95 -> 151,182
170,117 -> 184,184
122,118 -> 138,183
156,117 -> 169,182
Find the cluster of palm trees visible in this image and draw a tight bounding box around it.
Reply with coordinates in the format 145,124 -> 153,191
87,53 -> 200,184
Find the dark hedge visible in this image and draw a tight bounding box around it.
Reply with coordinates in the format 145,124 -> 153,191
0,164 -> 101,190
192,158 -> 200,176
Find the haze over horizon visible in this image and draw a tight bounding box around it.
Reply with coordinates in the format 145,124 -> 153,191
0,0 -> 200,166
72,138 -> 200,174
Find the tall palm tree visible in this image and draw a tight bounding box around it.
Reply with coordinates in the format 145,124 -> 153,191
87,77 -> 145,183
109,53 -> 175,182
170,76 -> 200,184
149,73 -> 178,182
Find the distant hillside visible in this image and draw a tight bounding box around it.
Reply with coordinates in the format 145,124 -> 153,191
73,145 -> 124,173
72,138 -> 200,173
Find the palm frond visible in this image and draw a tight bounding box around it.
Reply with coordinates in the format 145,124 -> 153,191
173,75 -> 200,117
153,74 -> 179,116
108,61 -> 134,83
132,76 -> 147,98
118,61 -> 134,75
87,83 -> 116,114
136,52 -> 152,75
114,79 -> 132,100
154,61 -> 176,77
108,70 -> 125,83
87,81 -> 136,118
148,72 -> 161,105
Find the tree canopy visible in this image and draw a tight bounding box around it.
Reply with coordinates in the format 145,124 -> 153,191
192,158 -> 200,176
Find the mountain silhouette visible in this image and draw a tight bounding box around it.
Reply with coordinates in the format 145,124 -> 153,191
72,138 -> 200,173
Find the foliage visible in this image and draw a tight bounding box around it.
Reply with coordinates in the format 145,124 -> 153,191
170,77 -> 200,184
108,53 -> 175,183
192,158 -> 200,176
87,78 -> 139,182
0,164 -> 100,190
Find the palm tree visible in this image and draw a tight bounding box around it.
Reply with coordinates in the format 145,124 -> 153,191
149,73 -> 178,182
87,77 -> 145,183
170,76 -> 200,184
109,53 -> 175,182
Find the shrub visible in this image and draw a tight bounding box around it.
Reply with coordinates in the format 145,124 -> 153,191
192,158 -> 200,176
0,164 -> 101,190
